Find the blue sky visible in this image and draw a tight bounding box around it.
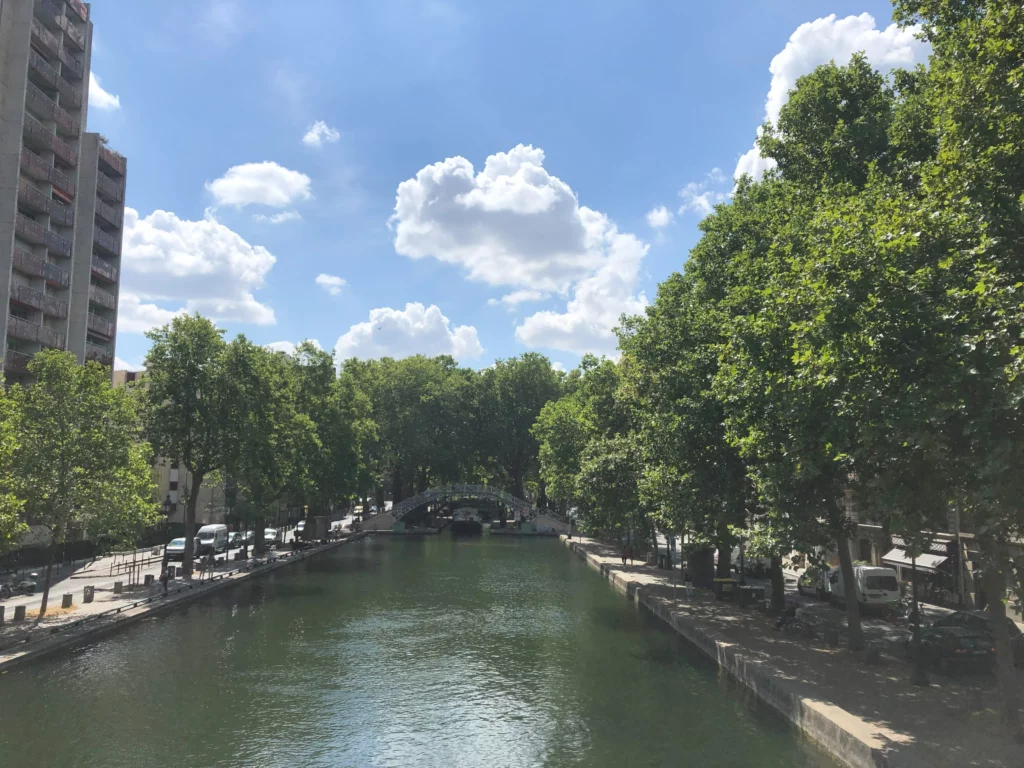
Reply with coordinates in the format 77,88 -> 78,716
86,0 -> 926,371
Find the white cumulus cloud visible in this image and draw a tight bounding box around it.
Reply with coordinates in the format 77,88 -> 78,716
391,144 -> 648,355
734,13 -> 929,181
206,162 -> 312,209
302,121 -> 341,148
487,289 -> 547,310
253,210 -> 301,224
89,73 -> 120,111
335,302 -> 483,361
266,339 -> 322,356
515,228 -> 647,357
645,205 -> 673,228
678,168 -> 730,216
315,273 -> 346,296
119,207 -> 276,329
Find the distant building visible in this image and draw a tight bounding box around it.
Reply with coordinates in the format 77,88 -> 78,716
0,1 -> 125,382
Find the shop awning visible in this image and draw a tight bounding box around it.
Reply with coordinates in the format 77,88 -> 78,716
881,548 -> 948,573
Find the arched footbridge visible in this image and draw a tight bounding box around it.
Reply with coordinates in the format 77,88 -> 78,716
363,485 -> 570,534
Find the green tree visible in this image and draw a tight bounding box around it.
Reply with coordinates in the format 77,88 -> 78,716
0,377 -> 25,553
144,315 -> 228,575
222,336 -> 317,552
11,350 -> 157,616
480,353 -> 561,499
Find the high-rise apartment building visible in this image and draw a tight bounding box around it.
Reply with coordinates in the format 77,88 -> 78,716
0,0 -> 126,383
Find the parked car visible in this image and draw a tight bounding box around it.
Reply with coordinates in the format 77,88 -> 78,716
826,565 -> 901,610
228,531 -> 243,548
196,524 -> 229,555
797,566 -> 825,598
165,537 -> 202,561
930,611 -> 1024,666
264,528 -> 280,547
905,625 -> 995,674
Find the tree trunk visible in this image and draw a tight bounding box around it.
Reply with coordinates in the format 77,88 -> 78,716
512,466 -> 525,500
36,542 -> 56,619
183,471 -> 204,578
981,539 -> 1022,738
769,556 -> 786,612
375,486 -> 386,515
253,513 -> 267,554
537,479 -> 548,510
651,524 -> 659,567
716,545 -> 732,579
835,531 -> 865,651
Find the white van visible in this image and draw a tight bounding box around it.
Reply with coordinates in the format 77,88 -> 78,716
196,524 -> 229,555
827,565 -> 900,609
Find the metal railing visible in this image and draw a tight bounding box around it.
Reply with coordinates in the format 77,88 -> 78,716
95,199 -> 122,229
67,0 -> 89,23
30,17 -> 60,57
28,48 -> 57,89
56,41 -> 83,80
15,213 -> 46,246
22,113 -> 77,168
85,343 -> 113,366
45,228 -> 71,258
91,257 -> 118,283
3,351 -> 32,375
391,484 -> 538,521
17,180 -> 48,214
88,313 -> 115,339
96,173 -> 123,203
21,148 -> 76,199
56,72 -> 81,108
10,283 -> 68,319
93,228 -> 120,257
7,315 -> 65,349
88,284 -> 116,310
13,248 -> 70,288
25,82 -> 79,138
99,145 -> 127,177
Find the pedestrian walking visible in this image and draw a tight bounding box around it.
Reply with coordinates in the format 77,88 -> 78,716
159,568 -> 169,595
621,546 -> 628,566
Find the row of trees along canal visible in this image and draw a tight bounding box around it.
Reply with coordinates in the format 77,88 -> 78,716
0,322 -> 565,620
534,0 -> 1024,740
1,0 -> 1021,740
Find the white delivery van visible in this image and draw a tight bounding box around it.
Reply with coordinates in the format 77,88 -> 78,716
196,524 -> 229,555
827,565 -> 900,609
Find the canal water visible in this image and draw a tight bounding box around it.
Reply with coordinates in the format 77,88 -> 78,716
0,536 -> 832,767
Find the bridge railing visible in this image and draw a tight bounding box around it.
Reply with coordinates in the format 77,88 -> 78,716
391,485 -> 537,521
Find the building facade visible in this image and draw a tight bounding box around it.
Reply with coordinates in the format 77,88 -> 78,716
0,0 -> 125,382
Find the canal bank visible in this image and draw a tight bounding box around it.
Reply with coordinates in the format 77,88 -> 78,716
0,532 -> 367,673
563,535 -> 1024,768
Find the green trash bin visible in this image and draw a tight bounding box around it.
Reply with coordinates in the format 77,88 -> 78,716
713,578 -> 737,600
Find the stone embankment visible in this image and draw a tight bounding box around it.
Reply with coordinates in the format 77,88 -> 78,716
563,535 -> 1024,768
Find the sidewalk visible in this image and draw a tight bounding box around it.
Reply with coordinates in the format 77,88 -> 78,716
564,536 -> 1024,768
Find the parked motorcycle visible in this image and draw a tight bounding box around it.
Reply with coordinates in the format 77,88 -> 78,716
0,572 -> 39,600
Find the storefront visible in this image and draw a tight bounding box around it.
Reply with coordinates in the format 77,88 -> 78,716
881,535 -> 965,605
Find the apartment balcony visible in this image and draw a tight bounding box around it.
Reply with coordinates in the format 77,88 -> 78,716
13,248 -> 70,289
15,213 -> 46,246
30,17 -> 60,58
94,228 -> 120,258
96,172 -> 123,203
60,16 -> 86,52
20,149 -> 76,200
56,74 -> 81,109
17,180 -> 74,227
4,350 -> 33,375
99,146 -> 127,178
45,228 -> 72,258
8,315 -> 65,350
25,82 -> 79,138
89,284 -> 117,311
91,257 -> 118,284
85,343 -> 113,367
67,0 -> 89,24
88,313 -> 115,340
10,283 -> 69,320
95,198 -> 123,229
35,0 -> 63,31
28,48 -> 58,91
22,113 -> 77,168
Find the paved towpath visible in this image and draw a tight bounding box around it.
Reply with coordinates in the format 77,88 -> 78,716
566,536 -> 1024,768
